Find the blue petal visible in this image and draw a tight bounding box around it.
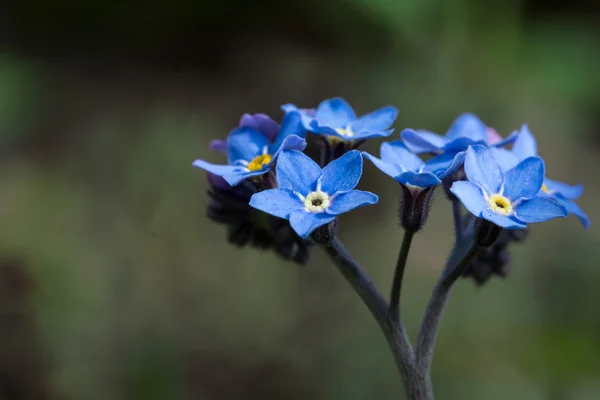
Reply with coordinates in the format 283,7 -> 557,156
445,113 -> 487,142
450,181 -> 488,217
289,209 -> 337,239
308,121 -> 349,139
350,128 -> 395,140
423,151 -> 465,178
380,140 -> 424,171
271,134 -> 307,157
193,159 -> 267,186
444,136 -> 485,152
227,127 -> 269,164
463,145 -> 503,194
512,124 -> 538,160
249,188 -> 302,219
502,157 -> 545,201
558,197 -> 590,229
209,139 -> 227,153
239,113 -> 280,142
362,152 -> 403,180
481,209 -> 527,229
396,171 -> 441,187
314,98 -> 357,128
491,129 -> 519,149
489,147 -> 519,171
281,104 -> 315,129
401,129 -> 447,153
275,150 -> 322,195
513,196 -> 567,223
349,106 -> 398,133
319,150 -> 363,194
544,178 -> 584,199
269,111 -> 306,153
326,190 -> 378,215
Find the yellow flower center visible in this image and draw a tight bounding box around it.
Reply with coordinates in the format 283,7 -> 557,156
335,128 -> 354,138
488,194 -> 513,216
541,183 -> 549,193
303,191 -> 330,213
247,154 -> 272,171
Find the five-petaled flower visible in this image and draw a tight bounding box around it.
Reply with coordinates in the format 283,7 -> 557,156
282,97 -> 398,142
249,149 -> 378,238
450,145 -> 567,229
490,125 -> 590,229
401,113 -> 517,155
193,112 -> 307,186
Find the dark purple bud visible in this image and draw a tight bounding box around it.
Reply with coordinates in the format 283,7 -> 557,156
399,185 -> 435,233
239,113 -> 280,142
209,139 -> 228,154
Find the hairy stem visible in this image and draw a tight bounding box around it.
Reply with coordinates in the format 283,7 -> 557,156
389,230 -> 414,321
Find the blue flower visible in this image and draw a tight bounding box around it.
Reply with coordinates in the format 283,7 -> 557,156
282,97 -> 398,142
401,113 -> 518,155
363,140 -> 465,187
490,125 -> 590,229
450,145 -> 567,229
249,150 -> 378,238
193,112 -> 307,186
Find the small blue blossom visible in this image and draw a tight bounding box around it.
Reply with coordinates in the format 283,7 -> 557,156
490,125 -> 590,229
450,145 -> 567,229
401,113 -> 518,155
193,112 -> 307,186
249,150 -> 378,238
363,140 -> 465,187
282,97 -> 398,142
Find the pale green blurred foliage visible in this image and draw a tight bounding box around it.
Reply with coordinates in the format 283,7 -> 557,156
0,0 -> 599,398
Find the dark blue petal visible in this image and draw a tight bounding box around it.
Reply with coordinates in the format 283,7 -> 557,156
281,104 -> 315,129
319,150 -> 363,194
512,125 -> 538,160
380,140 -> 424,171
249,188 -> 302,219
491,129 -> 519,149
308,120 -> 349,139
401,129 -> 447,153
350,128 -> 395,140
349,106 -> 398,132
481,209 -> 527,229
239,113 -> 280,142
450,181 -> 488,217
423,151 -> 465,178
444,136 -> 485,152
271,134 -> 307,157
270,111 -> 307,153
227,127 -> 269,164
544,178 -> 584,199
558,197 -> 590,229
275,150 -> 322,195
503,157 -> 545,201
314,98 -> 357,128
445,113 -> 487,142
463,145 -> 503,194
326,190 -> 378,215
289,209 -> 337,238
209,139 -> 227,153
489,147 -> 519,171
362,152 -> 403,179
514,196 -> 567,223
396,171 -> 441,187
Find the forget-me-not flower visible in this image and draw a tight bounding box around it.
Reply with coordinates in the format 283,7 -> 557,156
282,97 -> 398,142
193,112 -> 307,186
450,145 -> 567,229
401,113 -> 518,155
249,150 -> 378,238
490,125 -> 589,229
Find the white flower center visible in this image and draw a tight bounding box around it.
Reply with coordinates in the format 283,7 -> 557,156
304,191 -> 330,212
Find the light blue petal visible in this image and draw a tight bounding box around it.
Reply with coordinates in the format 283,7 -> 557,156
222,169 -> 267,186
514,196 -> 567,223
489,147 -> 519,171
362,152 -> 403,179
269,111 -> 306,152
401,129 -> 447,153
380,140 -> 424,171
445,113 -> 487,142
275,150 -> 322,195
314,98 -> 357,128
249,188 -> 302,219
491,129 -> 519,149
349,106 -> 398,132
227,127 -> 269,164
319,150 -> 363,194
450,181 -> 488,217
502,157 -> 545,201
544,178 -> 584,199
350,128 -> 395,140
193,159 -> 244,177
481,209 -> 527,229
289,209 -> 337,239
326,190 -> 378,215
396,171 -> 441,187
463,145 -> 503,194
512,124 -> 538,159
281,104 -> 315,129
423,151 -> 465,178
558,197 -> 590,229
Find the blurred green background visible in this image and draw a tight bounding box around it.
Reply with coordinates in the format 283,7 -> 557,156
1,0 -> 599,398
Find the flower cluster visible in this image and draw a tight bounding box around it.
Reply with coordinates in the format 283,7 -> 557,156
194,98 -> 589,276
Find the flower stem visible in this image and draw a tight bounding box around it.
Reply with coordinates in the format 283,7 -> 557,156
389,230 -> 414,321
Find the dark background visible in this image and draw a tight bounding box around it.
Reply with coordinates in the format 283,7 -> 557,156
0,0 -> 599,398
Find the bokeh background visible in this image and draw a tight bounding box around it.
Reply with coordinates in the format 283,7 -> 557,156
1,0 -> 599,399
